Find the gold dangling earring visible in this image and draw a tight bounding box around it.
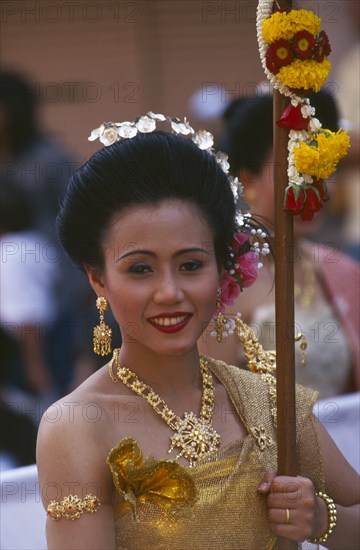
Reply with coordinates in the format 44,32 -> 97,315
295,332 -> 308,367
93,296 -> 112,356
215,287 -> 226,343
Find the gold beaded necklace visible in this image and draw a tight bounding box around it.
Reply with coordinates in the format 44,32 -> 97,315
109,349 -> 221,466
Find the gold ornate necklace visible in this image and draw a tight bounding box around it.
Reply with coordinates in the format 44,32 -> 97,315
109,349 -> 221,466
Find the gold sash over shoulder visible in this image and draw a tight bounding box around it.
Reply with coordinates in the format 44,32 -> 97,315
107,358 -> 324,550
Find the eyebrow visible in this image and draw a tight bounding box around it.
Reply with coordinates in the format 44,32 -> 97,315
117,247 -> 211,261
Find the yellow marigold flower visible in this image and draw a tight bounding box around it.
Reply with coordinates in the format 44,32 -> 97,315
277,59 -> 331,92
262,10 -> 321,43
294,129 -> 350,179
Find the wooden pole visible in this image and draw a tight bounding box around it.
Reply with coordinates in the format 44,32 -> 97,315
273,1 -> 297,549
274,91 -> 297,550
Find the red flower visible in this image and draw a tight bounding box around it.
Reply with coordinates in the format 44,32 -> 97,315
219,272 -> 241,310
266,39 -> 294,73
300,187 -> 323,221
284,185 -> 306,214
314,30 -> 331,62
276,104 -> 309,131
318,30 -> 331,56
312,179 -> 329,202
236,251 -> 259,288
231,232 -> 250,255
293,30 -> 315,60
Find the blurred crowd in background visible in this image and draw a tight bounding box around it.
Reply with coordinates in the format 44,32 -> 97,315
1,0 -> 359,470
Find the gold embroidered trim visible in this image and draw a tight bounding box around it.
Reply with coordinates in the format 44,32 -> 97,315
249,426 -> 274,451
47,494 -> 101,521
235,317 -> 277,427
260,372 -> 277,428
235,317 -> 276,375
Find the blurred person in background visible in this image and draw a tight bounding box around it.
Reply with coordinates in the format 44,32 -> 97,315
0,70 -> 102,395
199,91 -> 360,399
0,70 -> 72,248
0,181 -> 58,397
0,181 -> 52,470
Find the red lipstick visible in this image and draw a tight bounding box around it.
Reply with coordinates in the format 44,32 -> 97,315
147,313 -> 192,333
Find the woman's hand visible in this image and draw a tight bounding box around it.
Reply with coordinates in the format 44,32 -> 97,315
258,470 -> 327,542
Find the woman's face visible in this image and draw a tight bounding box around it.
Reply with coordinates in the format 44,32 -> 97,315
87,200 -> 221,358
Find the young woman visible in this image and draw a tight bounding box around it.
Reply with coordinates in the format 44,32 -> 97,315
37,121 -> 359,549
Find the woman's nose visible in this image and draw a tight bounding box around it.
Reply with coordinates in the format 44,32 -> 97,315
153,274 -> 184,304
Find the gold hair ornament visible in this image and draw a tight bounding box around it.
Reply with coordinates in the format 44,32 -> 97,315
307,491 -> 337,543
47,494 -> 101,521
110,349 -> 220,467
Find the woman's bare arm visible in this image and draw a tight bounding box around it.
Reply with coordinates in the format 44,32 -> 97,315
37,400 -> 116,550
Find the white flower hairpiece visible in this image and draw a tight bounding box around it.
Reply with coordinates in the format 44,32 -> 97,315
88,111 -> 243,205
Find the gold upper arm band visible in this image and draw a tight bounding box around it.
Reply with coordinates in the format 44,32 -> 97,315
47,494 -> 101,521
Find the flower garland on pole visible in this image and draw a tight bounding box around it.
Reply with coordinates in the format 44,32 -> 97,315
257,0 -> 350,220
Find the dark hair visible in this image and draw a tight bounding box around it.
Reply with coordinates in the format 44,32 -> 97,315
57,131 -> 236,270
0,71 -> 39,157
219,90 -> 340,176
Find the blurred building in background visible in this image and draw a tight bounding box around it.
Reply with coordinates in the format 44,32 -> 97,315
1,0 -> 358,160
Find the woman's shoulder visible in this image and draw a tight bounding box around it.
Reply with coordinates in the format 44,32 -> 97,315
38,361 -> 127,445
37,366 -> 118,504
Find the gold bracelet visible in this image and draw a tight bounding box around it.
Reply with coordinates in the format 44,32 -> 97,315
47,494 -> 101,521
307,491 -> 337,543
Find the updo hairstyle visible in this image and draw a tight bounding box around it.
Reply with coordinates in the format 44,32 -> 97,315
57,131 -> 236,271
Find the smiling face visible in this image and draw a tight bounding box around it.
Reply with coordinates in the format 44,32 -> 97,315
86,200 -> 221,358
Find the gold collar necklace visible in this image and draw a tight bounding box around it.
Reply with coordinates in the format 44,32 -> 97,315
109,350 -> 221,466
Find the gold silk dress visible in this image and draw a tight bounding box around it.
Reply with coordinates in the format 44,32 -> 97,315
107,359 -> 325,550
